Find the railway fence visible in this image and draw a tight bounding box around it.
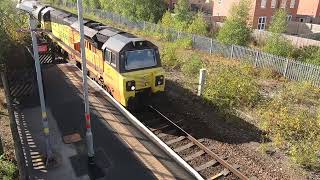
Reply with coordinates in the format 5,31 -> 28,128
61,2 -> 320,87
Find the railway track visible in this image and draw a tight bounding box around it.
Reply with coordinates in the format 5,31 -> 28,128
136,105 -> 255,180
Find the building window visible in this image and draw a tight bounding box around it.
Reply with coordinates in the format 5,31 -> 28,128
261,0 -> 267,8
299,18 -> 305,22
287,15 -> 292,21
281,0 -> 287,8
290,0 -> 295,8
258,16 -> 267,30
271,0 -> 277,8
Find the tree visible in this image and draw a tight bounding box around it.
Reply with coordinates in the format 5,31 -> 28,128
264,9 -> 293,57
0,0 -> 28,64
268,9 -> 288,34
217,0 -> 251,46
187,12 -> 208,36
174,0 -> 191,23
161,11 -> 174,28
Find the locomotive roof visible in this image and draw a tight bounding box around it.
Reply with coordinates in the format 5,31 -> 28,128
71,21 -> 98,38
102,33 -> 144,52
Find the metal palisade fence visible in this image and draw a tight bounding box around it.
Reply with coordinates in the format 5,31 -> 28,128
63,2 -> 320,87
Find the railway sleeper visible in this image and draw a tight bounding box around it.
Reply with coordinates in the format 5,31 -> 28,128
174,139 -> 204,153
194,159 -> 218,172
166,136 -> 186,145
184,145 -> 215,162
152,120 -> 183,132
157,129 -> 178,138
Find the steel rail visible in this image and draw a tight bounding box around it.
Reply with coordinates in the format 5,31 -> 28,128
148,105 -> 250,180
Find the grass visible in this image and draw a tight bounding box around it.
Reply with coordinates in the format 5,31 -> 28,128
53,4 -> 320,171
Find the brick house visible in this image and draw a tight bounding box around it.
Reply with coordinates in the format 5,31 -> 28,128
295,0 -> 320,23
212,0 -> 299,30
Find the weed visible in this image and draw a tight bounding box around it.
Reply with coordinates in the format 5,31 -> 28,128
181,54 -> 203,76
203,65 -> 260,110
0,155 -> 17,180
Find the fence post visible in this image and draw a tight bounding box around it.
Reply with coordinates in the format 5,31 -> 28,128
254,51 -> 259,68
143,21 -> 146,31
210,39 -> 213,54
177,31 -> 181,39
192,34 -> 196,48
197,69 -> 207,96
230,44 -> 234,58
283,58 -> 290,77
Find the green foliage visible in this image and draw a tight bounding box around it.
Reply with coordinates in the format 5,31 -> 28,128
203,65 -> 260,109
217,0 -> 251,46
268,9 -> 288,34
187,12 -> 208,36
263,9 -> 292,57
161,11 -> 174,28
181,54 -> 203,76
263,34 -> 294,57
175,37 -> 193,49
0,156 -> 17,179
161,43 -> 179,67
291,46 -> 320,66
259,82 -> 320,169
174,0 -> 191,23
0,0 -> 28,64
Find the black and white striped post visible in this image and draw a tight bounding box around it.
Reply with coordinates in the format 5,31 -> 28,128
76,0 -> 95,163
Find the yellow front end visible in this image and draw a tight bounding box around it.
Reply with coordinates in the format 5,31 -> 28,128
121,67 -> 165,107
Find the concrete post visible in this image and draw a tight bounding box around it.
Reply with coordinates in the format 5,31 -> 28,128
76,0 -> 95,163
29,16 -> 53,165
197,69 -> 207,96
254,51 -> 259,68
210,39 -> 213,54
230,44 -> 234,58
283,58 -> 290,77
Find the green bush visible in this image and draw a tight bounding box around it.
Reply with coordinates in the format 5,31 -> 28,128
263,34 -> 294,57
160,43 -> 179,67
259,82 -> 320,169
291,46 -> 320,66
181,54 -> 203,76
217,0 -> 251,46
0,156 -> 17,179
175,37 -> 193,49
187,12 -> 208,36
203,65 -> 260,109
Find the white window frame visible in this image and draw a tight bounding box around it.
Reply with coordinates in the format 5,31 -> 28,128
287,15 -> 292,21
281,0 -> 287,8
258,16 -> 267,30
290,0 -> 295,8
271,0 -> 277,8
261,0 -> 267,8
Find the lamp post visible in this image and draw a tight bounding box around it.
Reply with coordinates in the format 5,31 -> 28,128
76,0 -> 95,163
29,15 -> 53,164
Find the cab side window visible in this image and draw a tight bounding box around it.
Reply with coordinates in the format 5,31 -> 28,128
105,50 -> 111,63
110,53 -> 116,67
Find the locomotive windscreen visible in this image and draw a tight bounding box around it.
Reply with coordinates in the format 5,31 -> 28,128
125,49 -> 157,70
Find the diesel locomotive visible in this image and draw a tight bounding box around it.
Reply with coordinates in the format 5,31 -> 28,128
19,1 -> 165,108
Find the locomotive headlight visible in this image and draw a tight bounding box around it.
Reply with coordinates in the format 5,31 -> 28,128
155,75 -> 164,86
126,81 -> 136,91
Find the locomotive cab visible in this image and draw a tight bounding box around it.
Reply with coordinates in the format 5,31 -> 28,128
102,34 -> 165,107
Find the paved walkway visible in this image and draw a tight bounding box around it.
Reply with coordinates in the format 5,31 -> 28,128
14,63 -> 194,180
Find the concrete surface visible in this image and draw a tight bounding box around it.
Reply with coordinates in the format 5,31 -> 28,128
14,63 -> 194,180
